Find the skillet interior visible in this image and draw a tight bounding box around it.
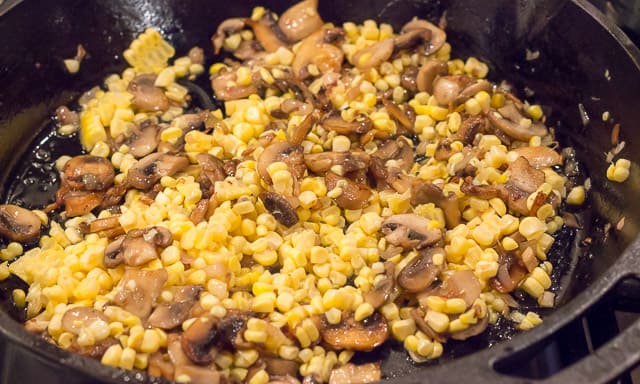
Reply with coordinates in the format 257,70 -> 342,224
0,0 -> 639,382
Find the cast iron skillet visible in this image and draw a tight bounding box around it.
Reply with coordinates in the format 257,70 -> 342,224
1,0 -> 640,383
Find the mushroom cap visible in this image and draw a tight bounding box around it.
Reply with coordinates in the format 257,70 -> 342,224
318,312 -> 388,351
278,0 -> 323,42
63,155 -> 115,191
0,204 -> 41,242
260,191 -> 299,227
381,214 -> 443,250
128,74 -> 169,112
397,247 -> 445,293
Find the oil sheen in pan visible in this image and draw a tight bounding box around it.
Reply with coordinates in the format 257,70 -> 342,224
0,80 -> 584,379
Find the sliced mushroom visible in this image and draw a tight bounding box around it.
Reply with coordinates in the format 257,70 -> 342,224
487,101 -> 548,141
62,155 -> 115,191
350,38 -> 394,70
148,352 -> 175,380
410,182 -> 460,228
382,214 -> 442,250
260,192 -> 299,227
320,112 -> 372,135
61,306 -> 109,335
196,153 -> 226,190
489,250 -> 527,293
393,28 -> 432,51
317,312 -> 388,351
257,141 -> 305,184
363,262 -> 395,309
105,226 -> 172,267
58,190 -> 104,217
0,204 -> 41,242
328,363 -> 381,384
436,269 -> 481,307
292,28 -> 344,79
397,247 -> 445,293
181,316 -> 218,365
112,268 -> 168,318
512,146 -> 562,169
416,59 -> 448,93
450,314 -> 489,341
245,12 -> 289,52
373,137 -> 414,172
410,308 -> 447,343
278,0 -> 323,42
211,68 -> 259,101
127,153 -> 190,190
401,18 -> 446,55
263,357 -> 300,378
432,75 -> 491,107
452,115 -> 486,145
128,74 -> 169,112
507,156 -> 545,193
126,122 -> 160,158
382,99 -> 415,131
55,105 -> 79,126
324,171 -> 371,210
212,18 -> 246,54
304,151 -> 369,174
289,110 -> 319,145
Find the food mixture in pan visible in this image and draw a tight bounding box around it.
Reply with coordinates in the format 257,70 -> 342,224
0,0 -> 596,382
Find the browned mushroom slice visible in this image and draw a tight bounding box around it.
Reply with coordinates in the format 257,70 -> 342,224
278,0 -> 323,42
126,122 -> 160,158
60,190 -> 104,217
112,268 -> 168,318
79,215 -> 124,238
456,79 -> 491,104
401,18 -> 447,55
410,182 -> 460,228
128,74 -> 169,112
364,262 -> 395,309
416,59 -> 448,93
450,315 -> 489,341
321,112 -> 372,135
328,362 -> 382,384
512,146 -> 563,169
211,68 -> 259,101
55,105 -> 79,126
460,178 -> 502,200
196,153 -> 226,188
245,12 -> 289,52
397,247 -> 445,293
410,308 -> 447,343
317,312 -> 388,351
382,214 -> 442,250
127,153 -> 190,190
181,316 -> 218,365
212,18 -> 246,54
263,357 -> 300,378
350,38 -> 394,70
507,156 -> 545,193
289,110 -> 319,145
434,139 -> 454,161
292,28 -> 344,79
382,99 -> 415,131
106,226 -> 172,267
63,155 -> 115,191
324,171 -> 371,210
432,75 -> 489,107
489,250 -> 527,293
304,151 -> 370,174
487,101 -> 548,141
393,28 -> 432,51
373,137 -> 414,172
452,115 -> 486,145
437,269 -> 482,307
61,306 -> 109,335
257,141 -> 305,184
0,204 -> 41,242
260,192 -> 299,227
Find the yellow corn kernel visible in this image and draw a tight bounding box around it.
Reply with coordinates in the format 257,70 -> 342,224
519,217 -> 546,240
404,334 -> 419,352
465,98 -> 482,115
252,292 -> 276,313
527,104 -> 544,120
530,267 -> 552,289
425,310 -> 450,333
101,344 -> 123,367
521,277 -> 545,298
448,318 -> 469,333
354,302 -> 374,321
391,318 -> 416,341
235,349 -> 259,368
566,186 -> 585,205
444,298 -> 467,314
